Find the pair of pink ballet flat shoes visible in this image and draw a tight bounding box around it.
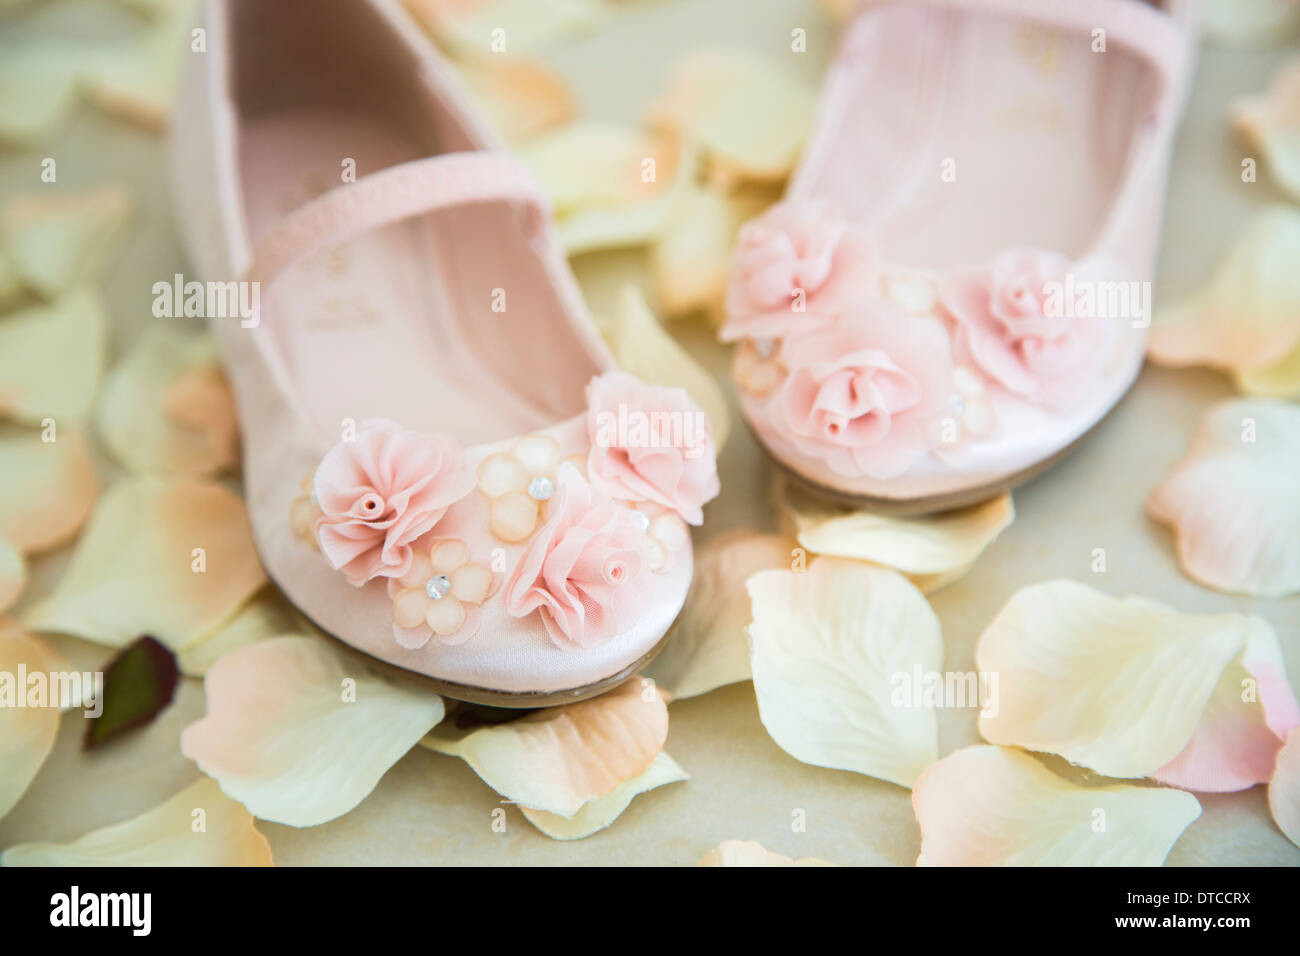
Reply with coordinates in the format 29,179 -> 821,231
170,0 -> 1196,703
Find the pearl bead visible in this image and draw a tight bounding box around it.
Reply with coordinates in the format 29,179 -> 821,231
400,552 -> 434,589
953,366 -> 985,399
430,539 -> 469,574
425,574 -> 452,600
513,434 -> 561,474
452,563 -> 492,605
477,453 -> 527,498
491,491 -> 539,542
754,338 -> 776,360
426,596 -> 465,636
651,514 -> 689,552
393,588 -> 429,629
961,399 -> 996,438
634,510 -> 651,532
527,475 -> 555,501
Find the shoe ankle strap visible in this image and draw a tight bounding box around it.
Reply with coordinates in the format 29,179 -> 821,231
245,151 -> 550,288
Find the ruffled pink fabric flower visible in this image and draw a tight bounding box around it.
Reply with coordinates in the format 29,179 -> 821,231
504,464 -> 653,650
585,371 -> 720,526
939,249 -> 1109,406
767,301 -> 953,480
312,420 -> 475,586
721,199 -> 877,343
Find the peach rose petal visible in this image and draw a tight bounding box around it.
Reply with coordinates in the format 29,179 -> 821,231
176,589 -> 310,678
649,48 -> 815,183
181,636 -> 445,827
977,581 -> 1300,791
520,751 -> 688,841
1235,60 -> 1300,202
746,558 -> 942,788
0,539 -> 26,613
0,777 -> 273,866
642,531 -> 791,701
913,746 -> 1202,866
96,327 -> 238,476
1148,206 -> 1300,375
0,623 -> 61,821
422,678 -> 669,818
403,0 -> 604,58
0,291 -> 107,425
1202,0 -> 1300,47
0,426 -> 97,555
519,123 -> 690,254
2,189 -> 130,298
698,840 -> 836,867
1270,729 -> 1300,848
602,285 -> 730,449
778,476 -> 1013,594
22,479 -> 266,652
456,58 -> 575,144
1148,398 -> 1300,597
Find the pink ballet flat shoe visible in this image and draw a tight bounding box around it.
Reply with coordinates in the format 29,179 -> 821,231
168,0 -> 719,704
723,0 -> 1196,514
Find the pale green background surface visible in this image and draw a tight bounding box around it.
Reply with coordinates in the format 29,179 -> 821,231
0,0 -> 1297,865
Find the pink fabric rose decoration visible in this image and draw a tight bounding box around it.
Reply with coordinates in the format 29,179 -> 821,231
504,464 -> 652,650
939,249 -> 1109,406
312,419 -> 475,586
767,301 -> 953,480
585,371 -> 720,526
721,198 -> 877,343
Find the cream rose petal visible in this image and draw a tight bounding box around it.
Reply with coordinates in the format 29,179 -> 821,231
1148,205 -> 1300,374
778,476 -> 1013,593
79,2 -> 189,129
22,478 -> 266,652
403,0 -> 604,58
602,284 -> 730,449
1,777 -> 273,866
649,48 -> 815,183
1235,60 -> 1300,203
1270,729 -> 1300,848
2,189 -> 130,298
976,580 -> 1300,790
1202,0 -> 1300,47
456,58 -> 575,145
913,746 -> 1202,866
176,589 -> 309,677
0,624 -> 61,820
0,52 -> 80,146
0,292 -> 107,425
0,539 -> 26,613
422,678 -> 669,818
180,636 -> 445,827
520,751 -> 688,841
642,531 -> 791,700
0,425 -> 97,555
1148,398 -> 1300,598
697,839 -> 837,867
96,327 -> 238,476
746,558 -> 942,788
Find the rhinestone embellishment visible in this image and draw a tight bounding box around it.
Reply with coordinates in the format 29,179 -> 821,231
425,574 -> 452,600
527,475 -> 555,501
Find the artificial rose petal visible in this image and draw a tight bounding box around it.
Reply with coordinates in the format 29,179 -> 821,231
977,580 -> 1300,790
0,777 -> 273,866
176,589 -> 309,677
519,123 -> 688,254
1270,729 -> 1300,848
913,745 -> 1202,866
746,558 -> 942,788
1235,339 -> 1300,398
642,531 -> 791,700
1,188 -> 130,298
456,58 -> 575,144
0,623 -> 61,820
1148,398 -> 1300,597
79,1 -> 189,129
1148,206 -> 1300,375
777,475 -> 1013,594
22,479 -> 266,652
1202,0 -> 1300,47
0,51 -> 80,146
601,285 -> 730,449
0,538 -> 25,613
181,636 -> 445,827
0,425 -> 97,554
96,326 -> 238,476
0,291 -> 107,424
422,678 -> 668,818
520,751 -> 688,841
649,48 -> 815,182
403,0 -> 604,58
1235,60 -> 1300,202
698,840 -> 836,867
